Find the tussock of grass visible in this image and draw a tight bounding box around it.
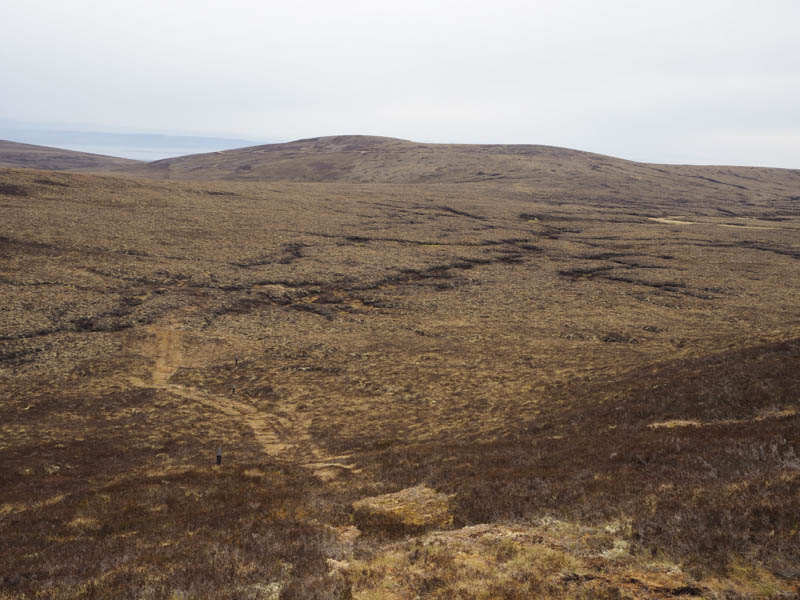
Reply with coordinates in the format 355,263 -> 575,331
352,485 -> 453,536
348,521 -> 694,599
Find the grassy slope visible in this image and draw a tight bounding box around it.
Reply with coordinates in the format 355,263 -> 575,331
0,139 -> 140,172
1,155 -> 799,598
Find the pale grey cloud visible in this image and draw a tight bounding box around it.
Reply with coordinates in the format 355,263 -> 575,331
1,0 -> 798,166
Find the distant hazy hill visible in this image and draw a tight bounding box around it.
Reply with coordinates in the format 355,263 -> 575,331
5,135 -> 798,200
114,135 -> 800,208
117,134 -> 799,190
116,135 -> 602,182
0,139 -> 141,171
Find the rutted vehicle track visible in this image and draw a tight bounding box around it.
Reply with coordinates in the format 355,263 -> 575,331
129,323 -> 359,479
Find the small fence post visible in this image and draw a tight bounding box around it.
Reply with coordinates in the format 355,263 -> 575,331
216,445 -> 222,466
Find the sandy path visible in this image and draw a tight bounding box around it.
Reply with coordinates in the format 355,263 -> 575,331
648,217 -> 696,225
151,327 -> 182,385
649,408 -> 797,429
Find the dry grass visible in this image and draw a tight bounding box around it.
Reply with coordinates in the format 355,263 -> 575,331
1,147 -> 799,597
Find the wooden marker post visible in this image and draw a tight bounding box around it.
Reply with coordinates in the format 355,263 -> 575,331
216,445 -> 222,465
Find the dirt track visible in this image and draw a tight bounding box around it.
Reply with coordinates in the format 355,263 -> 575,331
131,322 -> 357,479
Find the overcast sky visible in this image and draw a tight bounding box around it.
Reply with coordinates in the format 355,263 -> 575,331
2,0 -> 798,167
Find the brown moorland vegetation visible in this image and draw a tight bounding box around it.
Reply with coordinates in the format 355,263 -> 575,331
1,138 -> 800,598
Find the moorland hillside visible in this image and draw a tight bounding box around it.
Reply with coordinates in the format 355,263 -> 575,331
116,134 -> 800,194
1,143 -> 799,598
